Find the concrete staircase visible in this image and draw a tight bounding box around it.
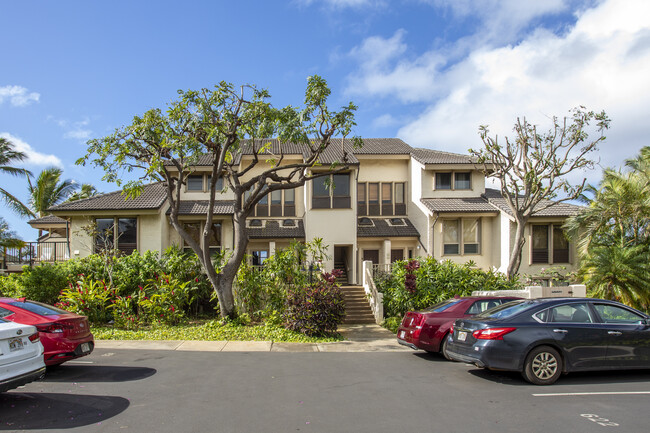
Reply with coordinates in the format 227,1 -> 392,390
334,261 -> 348,284
340,285 -> 376,324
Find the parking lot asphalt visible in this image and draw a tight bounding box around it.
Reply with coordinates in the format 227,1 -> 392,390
95,324 -> 412,353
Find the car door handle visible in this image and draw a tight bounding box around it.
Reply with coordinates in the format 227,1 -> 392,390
553,329 -> 568,334
608,331 -> 622,336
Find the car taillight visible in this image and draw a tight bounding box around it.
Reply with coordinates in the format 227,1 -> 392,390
472,327 -> 517,340
411,314 -> 425,338
28,333 -> 40,343
36,323 -> 71,333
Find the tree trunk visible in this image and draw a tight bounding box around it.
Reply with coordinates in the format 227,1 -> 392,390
208,211 -> 250,319
507,215 -> 528,277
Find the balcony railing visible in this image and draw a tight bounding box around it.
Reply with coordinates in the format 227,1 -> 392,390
1,241 -> 70,269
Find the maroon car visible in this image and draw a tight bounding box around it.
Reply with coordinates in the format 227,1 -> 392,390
397,296 -> 520,359
0,298 -> 94,366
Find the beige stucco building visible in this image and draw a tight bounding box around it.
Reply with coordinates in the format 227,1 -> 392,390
35,138 -> 582,284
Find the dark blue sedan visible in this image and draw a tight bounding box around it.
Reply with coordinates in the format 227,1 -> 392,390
445,297 -> 650,385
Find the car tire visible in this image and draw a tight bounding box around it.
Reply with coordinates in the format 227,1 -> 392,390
522,346 -> 562,385
440,334 -> 453,361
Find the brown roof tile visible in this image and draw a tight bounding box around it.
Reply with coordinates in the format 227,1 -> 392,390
174,200 -> 235,215
49,183 -> 167,212
411,148 -> 479,165
357,218 -> 420,238
483,188 -> 584,217
421,197 -> 497,213
247,220 -> 305,239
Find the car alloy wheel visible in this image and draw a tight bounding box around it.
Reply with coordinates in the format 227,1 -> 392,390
523,346 -> 562,385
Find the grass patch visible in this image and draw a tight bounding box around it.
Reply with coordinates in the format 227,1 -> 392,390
91,320 -> 344,343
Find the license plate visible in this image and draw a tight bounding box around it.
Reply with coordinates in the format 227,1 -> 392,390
9,337 -> 24,352
80,343 -> 91,353
398,331 -> 405,339
457,331 -> 467,342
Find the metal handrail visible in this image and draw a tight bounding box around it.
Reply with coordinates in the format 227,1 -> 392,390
1,241 -> 70,268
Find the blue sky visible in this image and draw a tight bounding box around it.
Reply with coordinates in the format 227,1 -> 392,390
2,0 -> 649,240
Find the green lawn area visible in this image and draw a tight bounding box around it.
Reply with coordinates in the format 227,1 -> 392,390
91,320 -> 344,343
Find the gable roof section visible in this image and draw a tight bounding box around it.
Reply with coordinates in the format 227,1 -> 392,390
48,182 -> 167,212
421,197 -> 497,213
28,215 -> 68,225
357,218 -> 420,238
411,148 -> 479,165
482,188 -> 584,217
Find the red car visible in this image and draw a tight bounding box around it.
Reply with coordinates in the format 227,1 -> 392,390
0,298 -> 94,366
397,296 -> 520,359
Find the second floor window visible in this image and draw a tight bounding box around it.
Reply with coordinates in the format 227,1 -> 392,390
443,218 -> 481,255
435,172 -> 472,190
358,182 -> 406,216
254,189 -> 296,217
186,174 -> 224,192
532,224 -> 570,264
312,173 -> 351,209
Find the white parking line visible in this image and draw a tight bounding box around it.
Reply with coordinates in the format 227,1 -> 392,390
65,360 -> 94,364
533,391 -> 650,397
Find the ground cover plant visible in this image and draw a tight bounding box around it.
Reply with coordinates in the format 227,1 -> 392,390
376,258 -> 521,332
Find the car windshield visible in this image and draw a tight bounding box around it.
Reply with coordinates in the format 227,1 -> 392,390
422,299 -> 462,313
474,299 -> 535,320
9,300 -> 70,316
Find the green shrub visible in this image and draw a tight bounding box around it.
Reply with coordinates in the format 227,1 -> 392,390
19,263 -> 70,304
284,271 -> 345,336
382,316 -> 402,334
378,258 -> 521,318
0,274 -> 23,298
138,273 -> 196,325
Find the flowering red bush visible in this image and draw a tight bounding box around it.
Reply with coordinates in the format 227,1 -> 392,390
283,271 -> 345,336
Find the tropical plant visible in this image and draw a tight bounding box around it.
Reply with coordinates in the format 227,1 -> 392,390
0,136 -> 32,216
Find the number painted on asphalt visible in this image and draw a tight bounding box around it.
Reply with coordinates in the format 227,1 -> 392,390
581,414 -> 619,427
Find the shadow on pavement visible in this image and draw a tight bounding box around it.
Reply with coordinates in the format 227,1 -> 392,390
0,392 -> 129,430
413,352 -> 449,363
468,367 -> 650,386
44,365 -> 156,383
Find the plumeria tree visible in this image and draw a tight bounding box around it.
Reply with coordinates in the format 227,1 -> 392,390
78,76 -> 360,319
470,107 -> 610,276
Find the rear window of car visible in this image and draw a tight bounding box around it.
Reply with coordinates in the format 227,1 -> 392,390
422,299 -> 463,313
8,301 -> 69,316
474,300 -> 534,320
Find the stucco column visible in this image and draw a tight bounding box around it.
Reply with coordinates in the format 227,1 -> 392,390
269,241 -> 276,257
383,239 -> 391,264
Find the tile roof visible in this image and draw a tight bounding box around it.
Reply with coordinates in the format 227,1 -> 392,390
357,218 -> 420,238
174,200 -> 235,215
420,197 -> 498,213
247,220 -> 305,239
482,188 -> 584,217
27,215 -> 68,225
411,148 -> 479,165
49,183 -> 167,212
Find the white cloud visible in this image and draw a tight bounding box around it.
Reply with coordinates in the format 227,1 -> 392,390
0,85 -> 40,107
346,0 -> 650,172
47,116 -> 93,142
0,132 -> 63,167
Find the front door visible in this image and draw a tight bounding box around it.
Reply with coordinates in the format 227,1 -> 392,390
363,249 -> 379,264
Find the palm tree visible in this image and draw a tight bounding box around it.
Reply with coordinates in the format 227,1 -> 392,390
565,147 -> 650,310
0,137 -> 33,217
66,183 -> 99,202
579,244 -> 650,311
27,167 -> 78,218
